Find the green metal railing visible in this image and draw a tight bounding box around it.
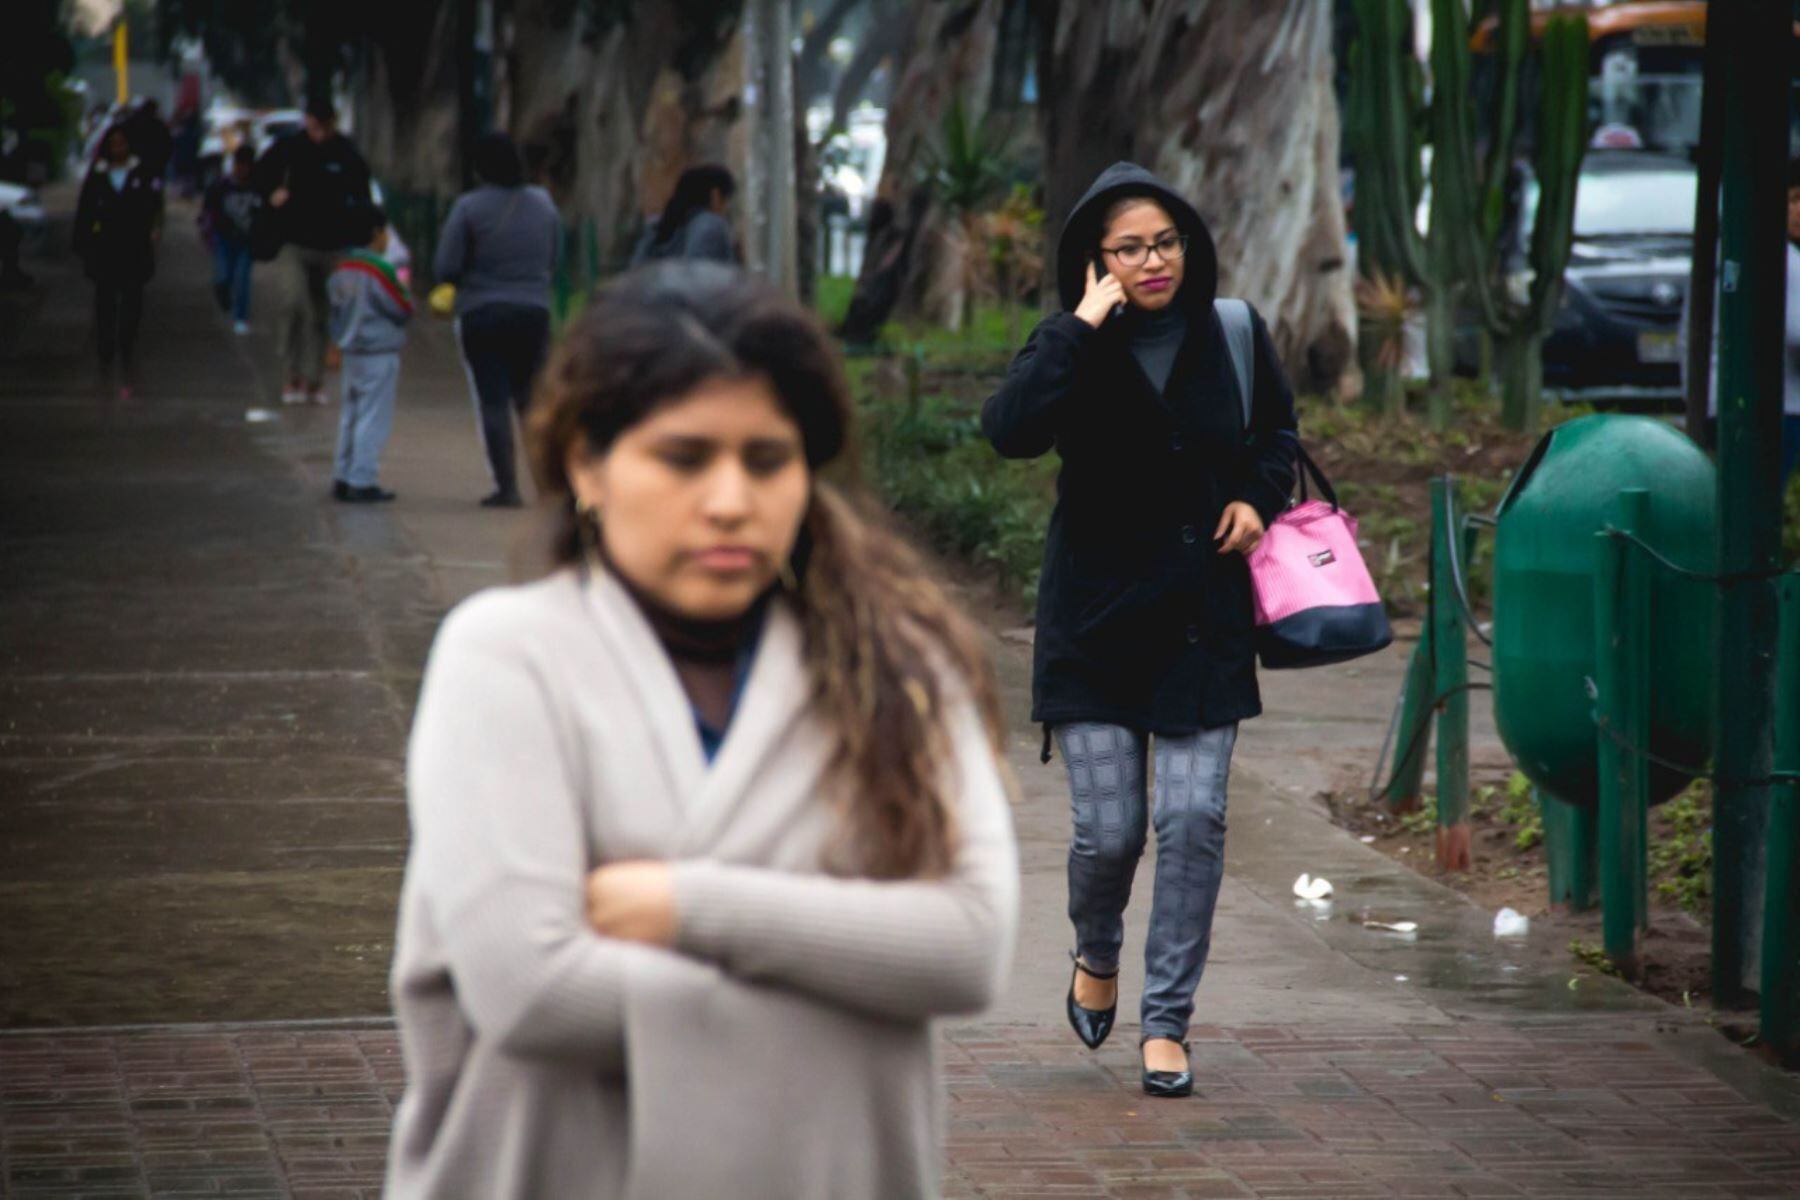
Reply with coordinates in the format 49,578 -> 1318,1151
1373,477 -> 1490,871
1375,475 -> 1800,1058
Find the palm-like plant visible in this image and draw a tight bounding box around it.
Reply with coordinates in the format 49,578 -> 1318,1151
919,96 -> 1011,333
1356,271 -> 1415,417
984,184 -> 1045,345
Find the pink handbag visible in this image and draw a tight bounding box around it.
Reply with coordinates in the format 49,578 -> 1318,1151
1247,446 -> 1392,669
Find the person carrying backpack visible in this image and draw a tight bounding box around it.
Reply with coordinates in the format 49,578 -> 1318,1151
981,161 -> 1299,1099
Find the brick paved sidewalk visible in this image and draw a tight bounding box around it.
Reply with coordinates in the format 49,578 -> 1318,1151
4,1018 -> 1798,1199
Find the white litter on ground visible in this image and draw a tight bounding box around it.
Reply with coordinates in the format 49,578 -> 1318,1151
1359,834 -> 1377,844
1292,873 -> 1334,900
1493,907 -> 1531,938
1363,919 -> 1419,934
245,408 -> 279,423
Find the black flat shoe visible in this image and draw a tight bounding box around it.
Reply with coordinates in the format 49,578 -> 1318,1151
338,485 -> 397,504
1140,1038 -> 1193,1098
479,490 -> 524,509
1065,952 -> 1118,1050
332,480 -> 351,501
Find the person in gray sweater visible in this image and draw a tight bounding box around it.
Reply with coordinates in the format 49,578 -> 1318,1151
328,208 -> 412,503
386,263 -> 1018,1198
435,132 -> 561,508
630,163 -> 738,266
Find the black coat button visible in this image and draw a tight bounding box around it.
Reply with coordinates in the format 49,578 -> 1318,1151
1170,433 -> 1184,451
1185,624 -> 1201,644
1181,525 -> 1198,545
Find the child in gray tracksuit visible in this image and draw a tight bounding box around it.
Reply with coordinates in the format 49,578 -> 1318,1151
328,207 -> 412,503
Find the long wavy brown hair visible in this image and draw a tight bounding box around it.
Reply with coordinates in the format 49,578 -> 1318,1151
526,262 -> 1004,880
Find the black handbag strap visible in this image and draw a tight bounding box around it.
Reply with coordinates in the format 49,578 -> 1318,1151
1293,442 -> 1339,510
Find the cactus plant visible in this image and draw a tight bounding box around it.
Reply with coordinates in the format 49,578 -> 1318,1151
1425,0 -> 1587,432
1500,14 -> 1589,432
1348,0 -> 1584,430
1346,0 -> 1430,292
1345,0 -> 1430,416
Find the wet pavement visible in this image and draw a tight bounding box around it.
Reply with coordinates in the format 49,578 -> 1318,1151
4,194 -> 1800,1197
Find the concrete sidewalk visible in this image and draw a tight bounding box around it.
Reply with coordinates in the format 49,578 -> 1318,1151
4,201 -> 1800,1198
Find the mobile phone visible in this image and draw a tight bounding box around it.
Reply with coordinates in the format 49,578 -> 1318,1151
1093,251 -> 1124,319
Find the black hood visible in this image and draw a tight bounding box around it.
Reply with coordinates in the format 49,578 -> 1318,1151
1055,161 -> 1219,316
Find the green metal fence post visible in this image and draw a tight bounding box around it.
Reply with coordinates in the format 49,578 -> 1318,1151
1759,574 -> 1800,1062
1388,633 -> 1435,812
1710,0 -> 1788,1008
1431,477 -> 1470,870
1595,489 -> 1651,976
1541,789 -> 1597,910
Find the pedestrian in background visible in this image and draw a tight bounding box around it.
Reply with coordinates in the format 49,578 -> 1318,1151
255,95 -> 372,405
121,99 -> 173,182
328,208 -> 411,504
385,262 -> 1018,1199
73,126 -> 163,402
630,163 -> 737,265
200,145 -> 260,334
435,131 -> 560,509
982,162 -> 1299,1098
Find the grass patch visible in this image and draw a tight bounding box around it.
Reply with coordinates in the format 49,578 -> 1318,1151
857,387 -> 1056,605
1571,939 -> 1623,977
1649,782 -> 1713,918
813,275 -> 855,330
1497,771 -> 1544,851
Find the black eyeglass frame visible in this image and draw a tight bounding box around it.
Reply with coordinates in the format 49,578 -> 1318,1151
1100,233 -> 1190,269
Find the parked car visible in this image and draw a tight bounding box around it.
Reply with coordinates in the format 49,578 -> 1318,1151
0,181 -> 45,228
251,109 -> 305,157
1519,150 -> 1697,406
197,103 -> 255,189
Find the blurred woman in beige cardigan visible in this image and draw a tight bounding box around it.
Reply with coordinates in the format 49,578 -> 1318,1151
385,261 -> 1020,1199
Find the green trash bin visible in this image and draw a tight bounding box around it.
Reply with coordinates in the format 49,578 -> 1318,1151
1492,414 -> 1717,807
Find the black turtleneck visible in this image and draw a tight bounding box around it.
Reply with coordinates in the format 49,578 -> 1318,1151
606,565 -> 770,743
1124,302 -> 1188,394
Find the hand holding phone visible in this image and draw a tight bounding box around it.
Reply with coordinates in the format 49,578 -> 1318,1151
1074,259 -> 1127,329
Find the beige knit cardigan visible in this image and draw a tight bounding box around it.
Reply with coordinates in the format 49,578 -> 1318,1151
384,567 -> 1020,1199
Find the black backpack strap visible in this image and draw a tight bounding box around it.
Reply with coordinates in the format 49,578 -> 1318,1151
1213,298 -> 1254,430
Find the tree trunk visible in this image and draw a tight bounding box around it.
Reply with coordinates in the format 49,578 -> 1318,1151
1135,1 -> 1356,395
793,0 -> 876,305
1424,262 -> 1456,429
741,0 -> 797,294
841,0 -> 1004,343
506,1 -> 739,277
1035,0 -> 1357,395
1499,328 -> 1543,433
349,1 -> 470,284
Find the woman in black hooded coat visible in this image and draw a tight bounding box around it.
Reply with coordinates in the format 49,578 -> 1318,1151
982,162 -> 1299,1097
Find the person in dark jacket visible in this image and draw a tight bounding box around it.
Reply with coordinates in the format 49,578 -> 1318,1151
435,131 -> 561,508
630,164 -> 736,265
121,99 -> 174,181
74,126 -> 164,400
201,144 -> 261,332
254,95 -> 373,404
981,162 -> 1298,1098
